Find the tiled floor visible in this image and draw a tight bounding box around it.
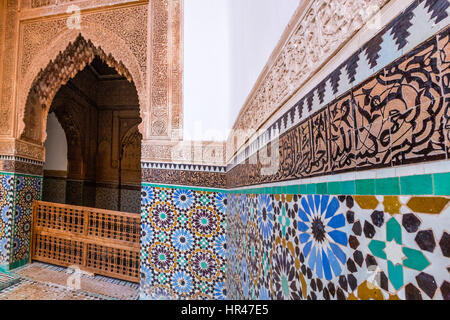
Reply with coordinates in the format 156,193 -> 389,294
0,272 -> 20,291
0,263 -> 139,300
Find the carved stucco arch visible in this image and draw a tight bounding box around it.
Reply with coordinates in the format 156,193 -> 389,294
17,20 -> 148,145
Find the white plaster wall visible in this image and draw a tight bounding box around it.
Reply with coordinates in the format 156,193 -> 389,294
183,0 -> 231,141
44,112 -> 68,171
183,0 -> 299,141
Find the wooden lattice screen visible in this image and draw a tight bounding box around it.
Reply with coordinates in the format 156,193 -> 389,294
31,201 -> 140,283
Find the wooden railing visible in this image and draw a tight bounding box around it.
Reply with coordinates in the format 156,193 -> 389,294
31,201 -> 140,283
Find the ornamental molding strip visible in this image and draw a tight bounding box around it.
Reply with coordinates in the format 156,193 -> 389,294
141,162 -> 226,173
0,155 -> 44,167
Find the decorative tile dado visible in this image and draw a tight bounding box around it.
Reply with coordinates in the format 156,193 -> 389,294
227,0 -> 450,177
140,185 -> 227,300
0,158 -> 44,176
142,162 -> 226,173
0,172 -> 42,270
227,193 -> 450,300
11,175 -> 42,267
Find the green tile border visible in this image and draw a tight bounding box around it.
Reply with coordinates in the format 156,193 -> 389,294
356,179 -> 375,195
2,172 -> 447,201
0,264 -> 10,273
142,172 -> 449,196
226,172 -> 450,196
8,258 -> 28,270
341,180 -> 355,195
327,181 -> 341,194
0,173 -> 43,270
434,172 -> 450,195
317,183 -> 328,194
400,174 -> 433,195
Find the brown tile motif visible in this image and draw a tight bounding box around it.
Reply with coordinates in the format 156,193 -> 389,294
310,109 -> 331,176
298,121 -> 313,177
228,193 -> 450,300
440,26 -> 450,156
329,94 -> 356,173
277,126 -> 302,181
354,196 -> 379,210
383,196 -> 402,215
445,97 -> 450,156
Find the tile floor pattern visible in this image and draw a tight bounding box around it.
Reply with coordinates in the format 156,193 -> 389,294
0,173 -> 42,270
0,263 -> 139,300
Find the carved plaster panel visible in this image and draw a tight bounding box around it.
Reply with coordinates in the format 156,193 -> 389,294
149,0 -> 183,139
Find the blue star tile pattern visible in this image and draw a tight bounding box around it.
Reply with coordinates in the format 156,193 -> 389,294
140,185 -> 227,300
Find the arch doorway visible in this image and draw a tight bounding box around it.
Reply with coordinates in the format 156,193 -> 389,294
23,35 -> 142,214
20,35 -> 142,282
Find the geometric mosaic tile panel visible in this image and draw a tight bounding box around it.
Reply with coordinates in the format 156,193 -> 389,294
0,173 -> 14,268
227,193 -> 450,300
11,175 -> 42,268
0,172 -> 42,271
140,185 -> 227,300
